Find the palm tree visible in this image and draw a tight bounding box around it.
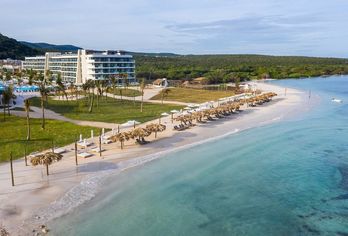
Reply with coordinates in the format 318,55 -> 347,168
110,75 -> 117,99
28,69 -> 35,85
124,73 -> 129,91
1,86 -> 16,120
45,69 -> 53,83
37,71 -> 49,129
5,71 -> 11,81
140,78 -> 145,112
39,84 -> 49,129
88,80 -> 95,113
56,73 -> 67,101
119,74 -> 124,101
82,81 -> 89,103
30,152 -> 63,176
94,80 -> 101,109
101,79 -> 108,101
24,99 -> 31,140
160,88 -> 170,105
234,76 -> 240,91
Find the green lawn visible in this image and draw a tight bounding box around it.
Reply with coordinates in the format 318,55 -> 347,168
30,97 -> 183,123
150,87 -> 235,103
0,116 -> 102,162
106,88 -> 142,97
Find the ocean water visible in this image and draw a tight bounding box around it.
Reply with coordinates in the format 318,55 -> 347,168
51,76 -> 348,236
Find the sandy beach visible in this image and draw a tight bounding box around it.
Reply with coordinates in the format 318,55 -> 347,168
0,82 -> 314,235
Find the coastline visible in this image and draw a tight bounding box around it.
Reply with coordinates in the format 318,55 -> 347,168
0,82 -> 314,235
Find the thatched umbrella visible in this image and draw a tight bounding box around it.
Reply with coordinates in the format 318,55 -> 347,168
111,132 -> 127,149
170,110 -> 179,123
0,227 -> 10,236
192,111 -> 203,123
146,123 -> 166,138
131,127 -> 152,143
174,116 -> 185,124
30,152 -> 63,176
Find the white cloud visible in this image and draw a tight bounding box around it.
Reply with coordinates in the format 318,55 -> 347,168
0,0 -> 347,56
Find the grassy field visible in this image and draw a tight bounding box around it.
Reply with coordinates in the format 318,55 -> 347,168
0,116 -> 101,162
150,88 -> 235,103
106,88 -> 142,97
30,97 -> 183,123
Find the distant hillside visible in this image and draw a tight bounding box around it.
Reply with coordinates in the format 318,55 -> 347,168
0,33 -> 41,60
20,41 -> 81,52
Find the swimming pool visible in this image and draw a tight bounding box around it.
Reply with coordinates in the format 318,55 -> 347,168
14,85 -> 39,92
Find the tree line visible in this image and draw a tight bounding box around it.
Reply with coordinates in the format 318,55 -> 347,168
135,54 -> 348,84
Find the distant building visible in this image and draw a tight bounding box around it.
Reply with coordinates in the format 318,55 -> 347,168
0,58 -> 22,71
22,49 -> 135,84
192,77 -> 208,85
152,78 -> 168,87
182,77 -> 209,88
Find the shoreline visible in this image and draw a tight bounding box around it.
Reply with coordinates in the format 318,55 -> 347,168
0,82 -> 315,235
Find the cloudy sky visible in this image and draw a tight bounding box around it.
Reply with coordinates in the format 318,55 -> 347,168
1,0 -> 348,57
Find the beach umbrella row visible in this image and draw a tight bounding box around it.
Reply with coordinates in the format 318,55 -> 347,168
173,92 -> 277,125
109,123 -> 167,149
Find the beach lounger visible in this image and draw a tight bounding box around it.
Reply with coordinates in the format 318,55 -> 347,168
53,148 -> 67,154
135,139 -> 150,145
91,147 -> 106,153
174,124 -> 187,131
102,139 -> 112,144
77,141 -> 92,148
28,151 -> 40,158
77,152 -> 93,158
103,135 -> 112,140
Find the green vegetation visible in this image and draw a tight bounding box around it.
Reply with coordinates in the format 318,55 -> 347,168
0,33 -> 40,59
106,88 -> 142,97
151,88 -> 235,103
135,54 -> 348,82
0,116 -> 101,162
30,97 -> 183,123
20,41 -> 81,52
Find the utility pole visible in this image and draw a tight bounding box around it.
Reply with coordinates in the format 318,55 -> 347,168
10,152 -> 14,186
75,141 -> 78,166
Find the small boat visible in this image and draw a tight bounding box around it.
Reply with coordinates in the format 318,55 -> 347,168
332,98 -> 343,103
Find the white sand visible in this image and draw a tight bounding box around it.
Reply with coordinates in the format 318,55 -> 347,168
0,82 -> 315,234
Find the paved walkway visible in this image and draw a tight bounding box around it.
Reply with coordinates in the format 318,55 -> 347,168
104,87 -> 189,106
12,107 -> 118,129
50,87 -> 189,106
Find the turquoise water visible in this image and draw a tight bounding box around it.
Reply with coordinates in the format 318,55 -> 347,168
14,85 -> 39,92
51,76 -> 348,236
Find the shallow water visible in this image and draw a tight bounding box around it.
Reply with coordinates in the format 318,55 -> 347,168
51,76 -> 348,236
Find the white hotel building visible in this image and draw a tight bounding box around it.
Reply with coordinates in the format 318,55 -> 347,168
22,49 -> 135,84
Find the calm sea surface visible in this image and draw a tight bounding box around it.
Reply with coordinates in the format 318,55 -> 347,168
51,76 -> 348,236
